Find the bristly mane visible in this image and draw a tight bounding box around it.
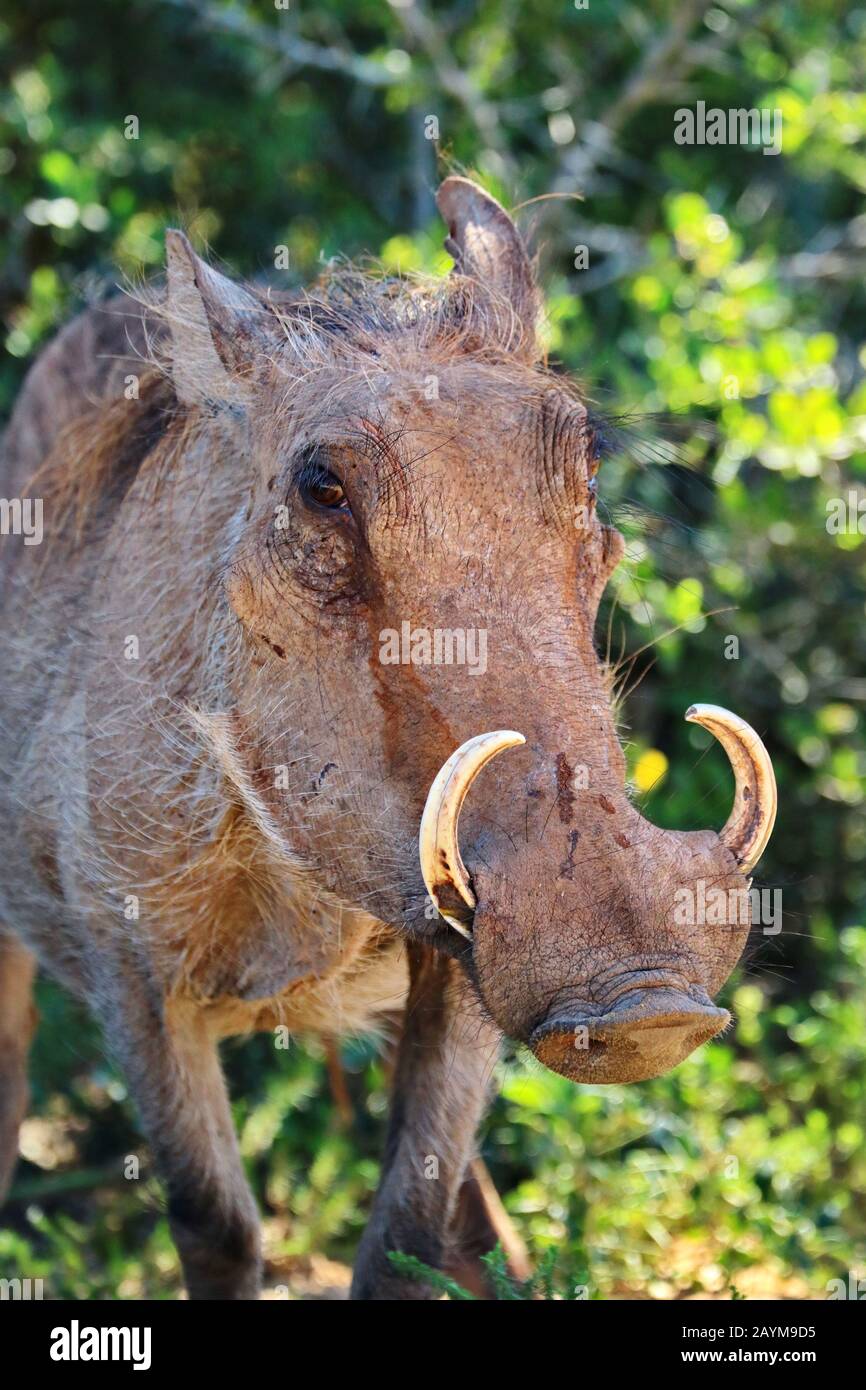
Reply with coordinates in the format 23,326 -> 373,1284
26,366 -> 175,555
272,261 -> 537,364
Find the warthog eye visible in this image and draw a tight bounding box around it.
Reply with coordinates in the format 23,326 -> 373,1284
298,458 -> 349,513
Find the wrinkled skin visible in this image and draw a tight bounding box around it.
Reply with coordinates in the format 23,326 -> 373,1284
0,178 -> 752,1299
227,354 -> 745,1080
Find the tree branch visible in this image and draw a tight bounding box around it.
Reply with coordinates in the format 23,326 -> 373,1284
159,0 -> 401,88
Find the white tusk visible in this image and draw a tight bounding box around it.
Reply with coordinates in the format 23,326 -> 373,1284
419,730 -> 526,938
685,703 -> 777,874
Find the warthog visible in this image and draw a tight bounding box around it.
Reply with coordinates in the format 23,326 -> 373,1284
0,177 -> 776,1299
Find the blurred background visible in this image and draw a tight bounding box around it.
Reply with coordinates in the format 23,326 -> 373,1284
1,0 -> 864,1299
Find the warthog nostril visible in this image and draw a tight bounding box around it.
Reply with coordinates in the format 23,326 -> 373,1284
529,987 -> 730,1085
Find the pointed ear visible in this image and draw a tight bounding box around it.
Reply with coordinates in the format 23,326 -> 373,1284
436,176 -> 539,356
164,230 -> 275,406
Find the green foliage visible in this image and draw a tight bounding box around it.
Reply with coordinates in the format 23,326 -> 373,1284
388,1243 -> 589,1300
387,1253 -> 480,1300
1,0 -> 865,1300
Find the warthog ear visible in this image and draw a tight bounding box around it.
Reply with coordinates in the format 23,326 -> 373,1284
164,230 -> 274,406
436,176 -> 539,356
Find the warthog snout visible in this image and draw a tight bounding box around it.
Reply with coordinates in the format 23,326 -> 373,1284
529,985 -> 730,1085
418,708 -> 777,1086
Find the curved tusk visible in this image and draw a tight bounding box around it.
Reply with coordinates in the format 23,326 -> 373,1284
685,703 -> 777,874
419,731 -> 526,938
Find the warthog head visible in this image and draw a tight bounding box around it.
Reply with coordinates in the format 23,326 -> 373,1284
165,176 -> 776,1083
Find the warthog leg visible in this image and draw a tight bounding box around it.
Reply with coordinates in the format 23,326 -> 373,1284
445,1157 -> 531,1297
0,934 -> 38,1205
97,978 -> 261,1299
351,942 -> 502,1300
